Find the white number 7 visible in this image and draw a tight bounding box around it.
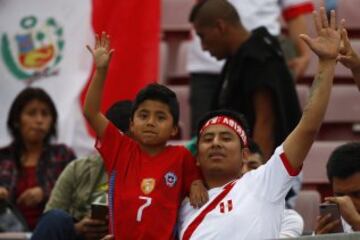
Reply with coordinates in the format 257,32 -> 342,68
136,196 -> 152,222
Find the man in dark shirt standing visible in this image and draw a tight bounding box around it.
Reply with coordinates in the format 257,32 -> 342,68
189,0 -> 301,159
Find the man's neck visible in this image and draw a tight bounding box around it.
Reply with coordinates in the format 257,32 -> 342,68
228,27 -> 251,56
204,173 -> 240,189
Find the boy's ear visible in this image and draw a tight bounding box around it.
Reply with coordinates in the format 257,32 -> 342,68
129,119 -> 135,134
170,125 -> 178,137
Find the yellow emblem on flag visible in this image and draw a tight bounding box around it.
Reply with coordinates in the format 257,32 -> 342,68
141,178 -> 156,195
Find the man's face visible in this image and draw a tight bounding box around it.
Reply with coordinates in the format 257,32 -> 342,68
241,153 -> 264,174
332,172 -> 360,213
194,21 -> 228,60
130,100 -> 178,147
197,124 -> 244,177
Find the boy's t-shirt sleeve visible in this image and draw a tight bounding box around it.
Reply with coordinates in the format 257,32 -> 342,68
182,148 -> 202,196
95,122 -> 131,173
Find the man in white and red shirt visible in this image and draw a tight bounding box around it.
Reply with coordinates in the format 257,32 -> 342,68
180,142 -> 300,239
179,3 -> 342,239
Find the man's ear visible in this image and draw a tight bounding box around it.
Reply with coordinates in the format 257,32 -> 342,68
196,155 -> 200,166
171,126 -> 179,137
242,147 -> 250,160
215,19 -> 227,34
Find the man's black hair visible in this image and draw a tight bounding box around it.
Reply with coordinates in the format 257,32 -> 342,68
327,142 -> 360,182
131,84 -> 179,125
189,0 -> 241,27
106,100 -> 132,133
247,139 -> 264,158
196,109 -> 249,147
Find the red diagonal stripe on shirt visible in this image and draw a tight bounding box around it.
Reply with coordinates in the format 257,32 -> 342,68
182,181 -> 237,240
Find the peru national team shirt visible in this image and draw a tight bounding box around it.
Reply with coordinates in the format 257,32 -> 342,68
95,122 -> 200,240
179,145 -> 301,240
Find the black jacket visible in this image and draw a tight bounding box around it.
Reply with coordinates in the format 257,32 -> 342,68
216,27 -> 301,148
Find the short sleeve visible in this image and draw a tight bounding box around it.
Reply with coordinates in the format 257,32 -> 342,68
95,122 -> 133,173
281,0 -> 314,21
182,148 -> 202,196
244,145 -> 301,203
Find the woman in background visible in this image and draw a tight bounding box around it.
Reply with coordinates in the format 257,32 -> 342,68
0,87 -> 76,230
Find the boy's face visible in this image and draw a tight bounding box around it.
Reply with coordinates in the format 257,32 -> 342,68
130,100 -> 178,148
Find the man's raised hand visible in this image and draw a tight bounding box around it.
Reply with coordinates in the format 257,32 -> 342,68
299,8 -> 343,60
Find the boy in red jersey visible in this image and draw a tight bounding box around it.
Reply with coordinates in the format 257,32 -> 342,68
83,33 -> 208,240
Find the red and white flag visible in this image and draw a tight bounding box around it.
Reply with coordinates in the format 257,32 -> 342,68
0,0 -> 159,155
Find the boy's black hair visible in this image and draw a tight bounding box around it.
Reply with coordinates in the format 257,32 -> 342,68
106,100 -> 132,133
196,109 -> 250,147
131,84 -> 179,126
327,142 -> 360,182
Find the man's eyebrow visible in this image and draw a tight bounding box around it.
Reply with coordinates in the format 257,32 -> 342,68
202,132 -> 215,137
219,131 -> 233,136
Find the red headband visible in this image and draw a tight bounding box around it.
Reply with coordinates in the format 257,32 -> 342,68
199,115 -> 248,147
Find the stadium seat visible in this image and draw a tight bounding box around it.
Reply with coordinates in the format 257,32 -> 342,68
294,190 -> 321,234
303,141 -> 346,184
317,85 -> 360,140
167,40 -> 190,78
168,85 -> 191,140
159,41 -> 169,84
161,0 -> 193,32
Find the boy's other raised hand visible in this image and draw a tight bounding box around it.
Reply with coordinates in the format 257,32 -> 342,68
299,8 -> 343,61
87,32 -> 114,69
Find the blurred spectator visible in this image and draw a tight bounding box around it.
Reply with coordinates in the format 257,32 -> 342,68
315,142 -> 360,234
31,100 -> 132,240
187,0 -> 313,137
0,87 -> 76,230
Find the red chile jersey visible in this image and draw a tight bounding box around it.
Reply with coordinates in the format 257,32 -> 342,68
95,123 -> 201,240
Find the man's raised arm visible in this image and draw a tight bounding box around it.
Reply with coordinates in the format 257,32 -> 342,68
283,8 -> 343,169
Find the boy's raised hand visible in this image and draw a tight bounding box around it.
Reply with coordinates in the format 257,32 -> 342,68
87,32 -> 114,68
299,8 -> 342,61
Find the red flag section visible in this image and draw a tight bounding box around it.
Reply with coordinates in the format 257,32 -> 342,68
82,0 -> 160,113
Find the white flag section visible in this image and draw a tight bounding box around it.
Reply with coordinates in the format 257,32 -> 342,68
0,0 -> 95,156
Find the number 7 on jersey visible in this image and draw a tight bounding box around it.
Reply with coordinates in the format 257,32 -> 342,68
137,196 -> 152,222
